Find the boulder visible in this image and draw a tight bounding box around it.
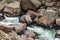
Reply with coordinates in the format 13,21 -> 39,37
37,8 -> 58,24
34,17 -> 51,26
20,0 -> 37,11
6,23 -> 27,33
3,1 -> 20,17
14,23 -> 27,33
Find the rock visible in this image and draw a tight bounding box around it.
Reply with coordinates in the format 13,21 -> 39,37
27,10 -> 41,17
45,2 -> 55,6
6,23 -> 27,33
0,0 -> 5,11
35,39 -> 39,40
20,14 -> 32,24
37,8 -> 58,23
0,22 -> 27,33
55,0 -> 60,8
20,0 -> 37,11
5,0 -> 15,3
30,0 -> 42,8
3,1 -> 20,17
26,38 -> 34,40
0,30 -> 21,40
56,17 -> 60,26
34,17 -> 51,26
45,0 -> 55,6
0,25 -> 12,33
24,30 -> 35,38
56,30 -> 60,38
14,23 -> 27,33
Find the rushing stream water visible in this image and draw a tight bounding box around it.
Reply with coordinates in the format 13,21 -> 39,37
0,17 -> 60,40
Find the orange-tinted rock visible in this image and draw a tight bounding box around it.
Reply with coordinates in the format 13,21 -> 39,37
34,17 -> 51,26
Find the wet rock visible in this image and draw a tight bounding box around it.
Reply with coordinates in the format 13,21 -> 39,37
0,22 -> 27,33
14,23 -> 27,33
56,30 -> 60,38
3,1 -> 20,17
0,13 -> 5,21
20,0 -> 37,11
20,14 -> 32,24
24,30 -> 35,38
7,23 -> 27,33
56,17 -> 60,26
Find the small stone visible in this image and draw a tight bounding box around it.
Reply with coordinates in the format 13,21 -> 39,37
20,14 -> 32,24
24,30 -> 35,38
56,18 -> 60,26
56,30 -> 60,38
26,38 -> 34,40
